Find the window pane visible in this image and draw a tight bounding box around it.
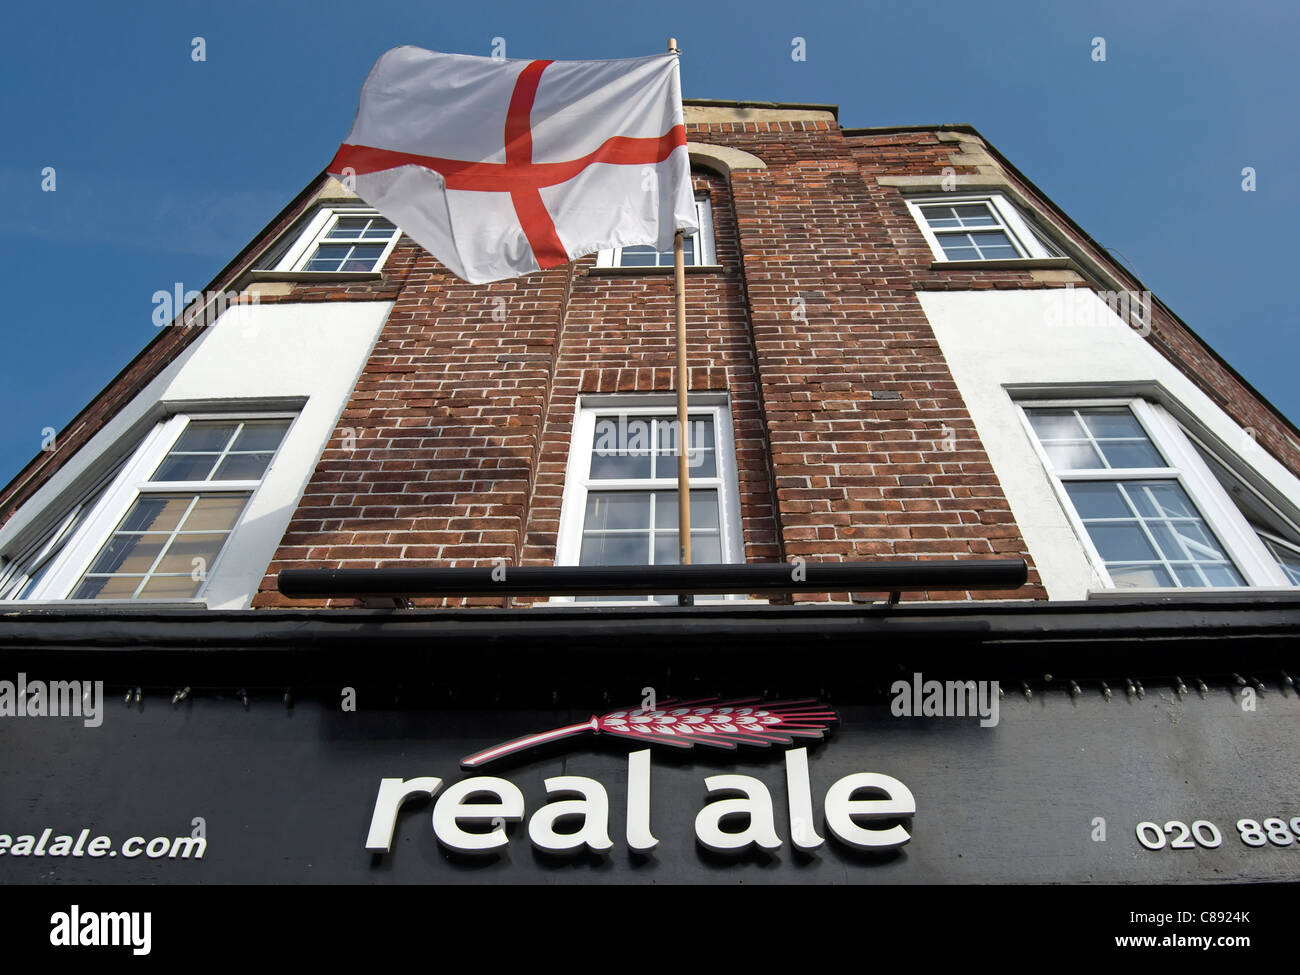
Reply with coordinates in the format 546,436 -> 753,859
86,533 -> 166,576
923,203 -> 998,229
590,417 -> 655,479
183,495 -> 250,532
1127,482 -> 1197,519
579,533 -> 648,565
1027,410 -> 1087,441
71,575 -> 142,600
1080,410 -> 1145,440
1086,523 -> 1160,562
119,495 -> 191,533
952,203 -> 997,226
136,575 -> 203,599
232,420 -> 291,451
653,490 -> 720,530
619,246 -> 657,267
1098,440 -> 1165,468
1264,537 -> 1300,584
212,453 -> 274,480
153,534 -> 227,575
1044,442 -> 1104,469
583,492 -> 650,532
173,422 -> 239,452
1108,564 -> 1174,589
937,241 -> 979,261
653,531 -> 722,565
967,232 -> 1019,259
153,454 -> 220,481
1063,482 -> 1130,519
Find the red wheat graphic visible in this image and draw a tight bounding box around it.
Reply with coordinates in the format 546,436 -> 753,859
460,697 -> 838,768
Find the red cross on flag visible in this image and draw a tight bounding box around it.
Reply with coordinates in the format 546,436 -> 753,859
327,47 -> 699,284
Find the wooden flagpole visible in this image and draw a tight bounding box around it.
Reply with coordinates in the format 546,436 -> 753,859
669,38 -> 692,603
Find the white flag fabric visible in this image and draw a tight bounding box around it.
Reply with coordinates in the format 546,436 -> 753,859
328,47 -> 698,284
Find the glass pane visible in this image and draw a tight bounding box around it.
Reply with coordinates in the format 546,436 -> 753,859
969,231 -> 1019,258
1108,564 -> 1173,589
72,575 -> 142,600
653,531 -> 721,565
1201,564 -> 1245,587
183,495 -> 249,532
657,417 -> 715,451
590,451 -> 652,480
922,205 -> 961,228
583,492 -> 650,532
1099,440 -> 1165,468
1081,410 -> 1145,440
327,216 -> 368,235
1128,482 -> 1196,519
86,534 -> 166,576
154,534 -> 227,575
1163,520 -> 1227,561
136,575 -> 203,599
619,246 -> 656,267
653,491 -> 720,530
690,533 -> 722,564
1044,442 -> 1104,469
579,533 -> 648,566
1064,482 -> 1130,519
1087,523 -> 1159,562
212,453 -> 274,480
952,203 -> 997,226
119,495 -> 191,533
173,422 -> 238,452
1265,539 -> 1300,584
231,420 -> 291,452
153,453 -> 219,482
590,416 -> 655,479
339,245 -> 384,270
937,240 -> 979,261
1027,411 -> 1086,441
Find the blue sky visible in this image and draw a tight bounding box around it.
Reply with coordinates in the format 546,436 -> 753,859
1,0 -> 1296,485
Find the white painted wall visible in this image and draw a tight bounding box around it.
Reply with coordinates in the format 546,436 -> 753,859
919,288 -> 1300,600
0,301 -> 392,609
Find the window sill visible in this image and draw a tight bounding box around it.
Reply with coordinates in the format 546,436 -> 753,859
1086,586 -> 1297,601
0,598 -> 210,609
247,270 -> 385,283
928,257 -> 1075,272
587,265 -> 729,276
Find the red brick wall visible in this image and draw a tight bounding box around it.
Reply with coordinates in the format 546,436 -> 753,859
254,119 -> 1047,607
17,113 -> 1297,611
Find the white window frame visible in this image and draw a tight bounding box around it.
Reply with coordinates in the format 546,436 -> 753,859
16,411 -> 296,603
906,193 -> 1062,263
1017,397 -> 1293,591
553,394 -> 744,604
272,207 -> 401,274
596,196 -> 716,268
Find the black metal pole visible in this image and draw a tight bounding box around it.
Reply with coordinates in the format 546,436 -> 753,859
277,558 -> 1028,599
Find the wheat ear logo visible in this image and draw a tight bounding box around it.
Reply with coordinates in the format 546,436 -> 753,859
460,697 -> 838,769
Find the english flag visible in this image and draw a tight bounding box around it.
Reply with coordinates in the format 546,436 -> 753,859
327,47 -> 699,284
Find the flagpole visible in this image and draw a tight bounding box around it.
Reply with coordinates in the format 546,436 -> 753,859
669,38 -> 693,605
